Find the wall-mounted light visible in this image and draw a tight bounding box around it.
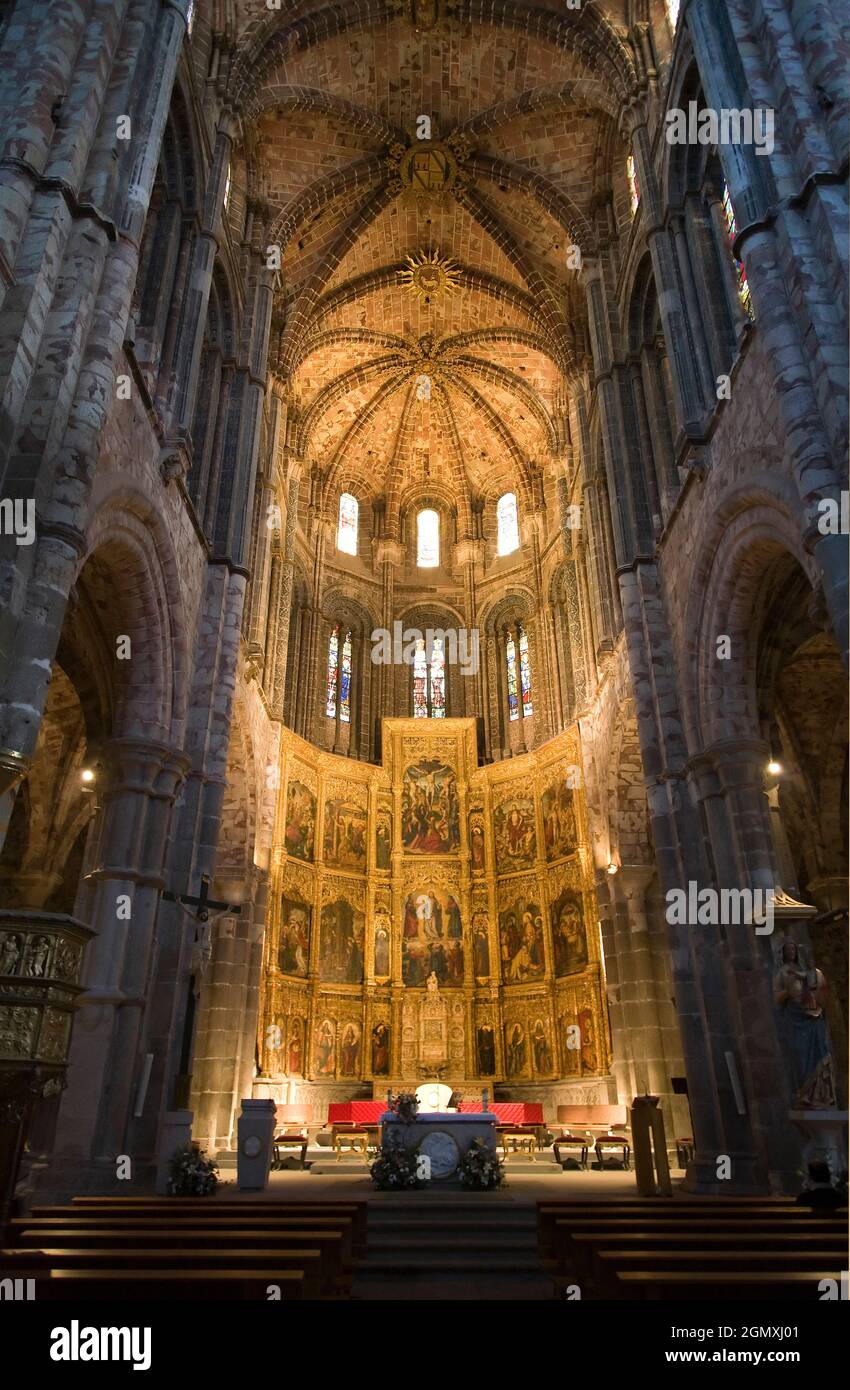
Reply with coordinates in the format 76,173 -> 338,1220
81,768 -> 95,786
766,760 -> 783,777
607,861 -> 619,876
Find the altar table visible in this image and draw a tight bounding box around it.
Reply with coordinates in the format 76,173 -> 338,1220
327,1100 -> 543,1126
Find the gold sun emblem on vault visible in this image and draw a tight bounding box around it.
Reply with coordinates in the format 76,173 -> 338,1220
400,250 -> 462,304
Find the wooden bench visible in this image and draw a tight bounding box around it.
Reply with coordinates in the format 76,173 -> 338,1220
594,1248 -> 843,1296
563,1229 -> 848,1284
16,1214 -> 355,1252
1,1246 -> 325,1300
12,1224 -> 350,1288
60,1198 -> 368,1249
537,1198 -> 802,1252
27,1268 -> 306,1300
615,1269 -> 842,1301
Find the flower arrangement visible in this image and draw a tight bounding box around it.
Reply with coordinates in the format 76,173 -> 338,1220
388,1090 -> 420,1124
370,1142 -> 426,1190
167,1142 -> 220,1196
458,1137 -> 505,1190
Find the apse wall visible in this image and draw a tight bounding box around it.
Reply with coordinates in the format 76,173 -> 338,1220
256,716 -> 615,1123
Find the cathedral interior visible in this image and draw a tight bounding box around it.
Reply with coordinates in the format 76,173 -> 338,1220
0,0 -> 847,1311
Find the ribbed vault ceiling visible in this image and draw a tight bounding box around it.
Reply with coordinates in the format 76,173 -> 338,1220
227,1 -> 641,520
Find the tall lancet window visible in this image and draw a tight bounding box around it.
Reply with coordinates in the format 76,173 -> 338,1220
519,625 -> 533,717
429,637 -> 446,717
412,637 -> 447,718
326,624 -> 352,721
721,184 -> 754,320
666,0 -> 681,29
413,640 -> 428,718
417,508 -> 440,567
506,625 -> 533,722
497,492 -> 520,555
506,633 -> 519,721
339,630 -> 352,723
337,492 -> 358,555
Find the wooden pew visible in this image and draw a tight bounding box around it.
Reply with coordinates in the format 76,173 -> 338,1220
615,1269 -> 842,1301
48,1199 -> 368,1251
12,1215 -> 355,1260
65,1197 -> 366,1234
537,1197 -> 799,1252
10,1226 -> 349,1290
2,1247 -> 324,1300
29,1268 -> 305,1301
594,1248 -> 843,1297
563,1229 -> 848,1285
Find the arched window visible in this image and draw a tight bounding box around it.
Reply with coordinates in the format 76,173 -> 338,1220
626,155 -> 640,217
186,0 -> 196,34
519,626 -> 533,717
721,185 -> 754,320
506,624 -> 533,722
416,509 -> 440,567
496,493 -> 520,556
326,624 -> 352,721
412,637 -> 447,718
506,633 -> 519,721
337,492 -> 358,555
666,0 -> 680,29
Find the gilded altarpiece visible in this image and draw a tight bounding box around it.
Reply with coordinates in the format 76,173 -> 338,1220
260,720 -> 611,1110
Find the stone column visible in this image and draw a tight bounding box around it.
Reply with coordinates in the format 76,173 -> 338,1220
48,738 -> 187,1190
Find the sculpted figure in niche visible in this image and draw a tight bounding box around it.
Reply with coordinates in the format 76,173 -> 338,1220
774,939 -> 836,1108
287,1019 -> 303,1075
0,934 -> 22,975
532,1019 -> 554,1074
374,920 -> 390,978
477,1023 -> 496,1075
472,918 -> 490,979
339,1022 -> 361,1077
469,813 -> 485,871
505,1022 -> 527,1078
376,812 -> 392,869
371,1021 -> 390,1075
314,1019 -> 335,1076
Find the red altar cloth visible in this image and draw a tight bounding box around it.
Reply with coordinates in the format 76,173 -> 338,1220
327,1101 -> 544,1125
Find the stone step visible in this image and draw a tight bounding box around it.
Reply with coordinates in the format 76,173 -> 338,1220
351,1276 -> 554,1301
366,1239 -> 537,1256
360,1253 -> 544,1271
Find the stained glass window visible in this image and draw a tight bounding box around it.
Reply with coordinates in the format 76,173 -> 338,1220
326,625 -> 339,719
186,0 -> 196,33
413,639 -> 428,718
506,633 -> 519,722
417,509 -> 440,567
412,637 -> 447,717
519,625 -> 533,718
340,631 -> 352,724
627,155 -> 640,217
666,0 -> 680,28
430,638 -> 446,718
223,163 -> 232,212
497,493 -> 520,556
337,492 -> 358,555
721,184 -> 754,320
